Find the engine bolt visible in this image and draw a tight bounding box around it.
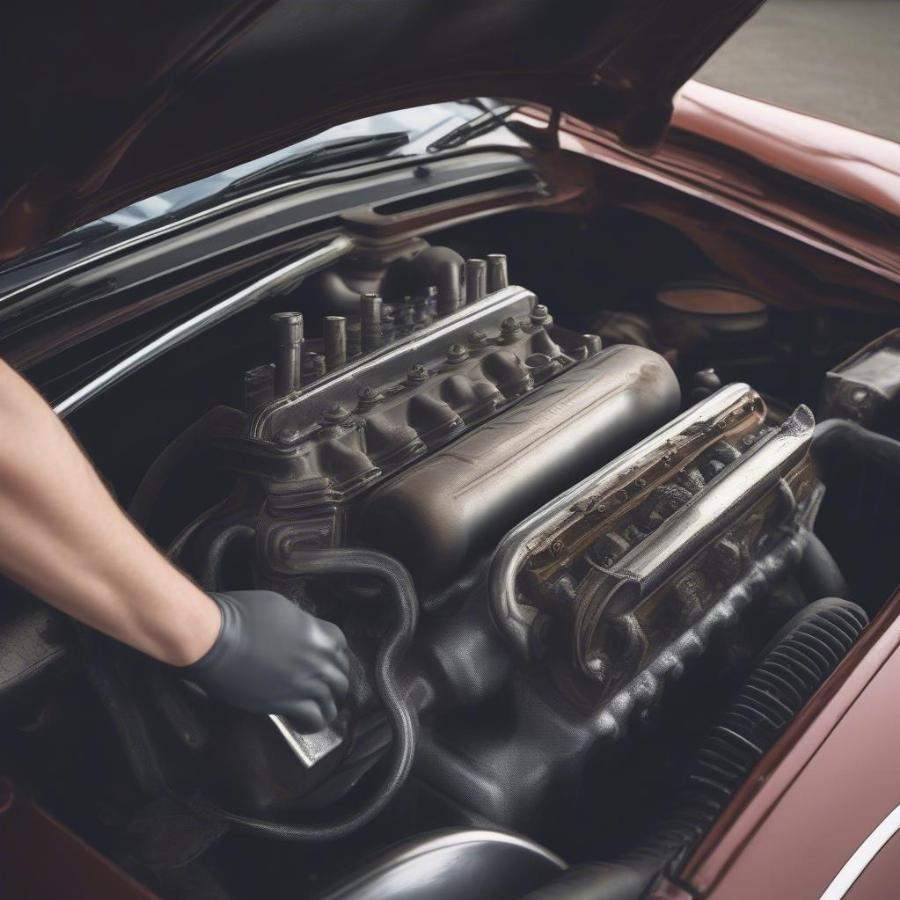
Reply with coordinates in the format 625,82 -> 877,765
275,427 -> 302,447
356,385 -> 383,406
446,343 -> 469,363
530,304 -> 551,325
406,364 -> 429,384
500,317 -> 522,341
320,402 -> 350,424
467,330 -> 488,346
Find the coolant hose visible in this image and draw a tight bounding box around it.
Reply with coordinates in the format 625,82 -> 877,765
798,532 -> 849,601
812,418 -> 900,482
192,546 -> 419,841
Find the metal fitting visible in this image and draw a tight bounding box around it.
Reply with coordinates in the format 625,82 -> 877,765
406,364 -> 429,384
500,316 -> 522,341
356,385 -> 384,408
446,343 -> 469,364
271,311 -> 304,397
464,258 -> 487,305
324,316 -> 348,371
320,401 -> 351,425
436,261 -> 462,316
360,292 -> 383,353
486,253 -> 509,292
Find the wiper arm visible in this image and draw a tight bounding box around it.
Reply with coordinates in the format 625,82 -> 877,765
224,131 -> 410,196
426,104 -> 518,153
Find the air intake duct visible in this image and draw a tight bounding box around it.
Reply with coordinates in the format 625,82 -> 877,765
524,597 -> 868,900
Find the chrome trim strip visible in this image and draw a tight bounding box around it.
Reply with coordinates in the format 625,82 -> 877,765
53,236 -> 353,418
0,150 -> 528,311
369,827 -> 567,870
820,803 -> 900,900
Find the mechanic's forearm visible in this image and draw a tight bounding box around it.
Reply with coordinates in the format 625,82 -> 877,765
0,360 -> 220,665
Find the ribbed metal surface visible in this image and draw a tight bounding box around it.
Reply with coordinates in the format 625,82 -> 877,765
632,598 -> 868,863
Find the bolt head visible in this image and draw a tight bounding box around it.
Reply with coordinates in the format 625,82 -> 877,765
500,316 -> 521,335
406,364 -> 429,383
356,386 -> 383,406
275,427 -> 302,447
446,343 -> 469,363
321,402 -> 349,424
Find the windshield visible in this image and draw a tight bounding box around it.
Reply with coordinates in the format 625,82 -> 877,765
90,100 -> 520,229
0,99 -> 523,283
0,97 -> 526,290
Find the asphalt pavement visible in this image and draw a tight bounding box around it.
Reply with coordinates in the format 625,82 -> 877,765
696,0 -> 900,142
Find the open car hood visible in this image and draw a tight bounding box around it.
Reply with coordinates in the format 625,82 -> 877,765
0,0 -> 765,260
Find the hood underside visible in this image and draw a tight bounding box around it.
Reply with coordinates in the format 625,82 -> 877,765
0,0 -> 764,260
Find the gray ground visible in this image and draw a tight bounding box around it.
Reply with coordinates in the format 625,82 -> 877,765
696,0 -> 900,142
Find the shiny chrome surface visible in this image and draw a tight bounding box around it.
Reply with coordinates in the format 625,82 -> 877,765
820,803 -> 900,900
491,383 -> 755,658
53,237 -> 353,418
270,715 -> 344,769
619,403 -> 814,595
321,827 -> 566,899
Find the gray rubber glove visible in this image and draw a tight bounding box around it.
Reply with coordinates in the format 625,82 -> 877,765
181,590 -> 350,733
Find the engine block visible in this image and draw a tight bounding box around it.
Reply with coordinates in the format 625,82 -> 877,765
208,284 -> 603,556
155,247 -> 825,830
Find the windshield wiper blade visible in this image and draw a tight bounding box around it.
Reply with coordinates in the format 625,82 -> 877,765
426,104 -> 518,153
224,131 -> 410,196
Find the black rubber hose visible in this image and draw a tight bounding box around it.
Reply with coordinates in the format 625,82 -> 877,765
812,418 -> 900,483
191,546 -> 419,841
797,532 -> 849,601
524,597 -> 868,900
198,522 -> 255,592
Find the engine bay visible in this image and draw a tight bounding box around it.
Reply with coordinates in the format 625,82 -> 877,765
4,212 -> 900,897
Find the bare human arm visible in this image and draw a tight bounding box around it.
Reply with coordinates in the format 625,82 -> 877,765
0,359 -> 221,665
0,359 -> 349,730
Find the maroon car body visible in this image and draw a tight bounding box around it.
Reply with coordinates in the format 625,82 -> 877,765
1,2 -> 899,898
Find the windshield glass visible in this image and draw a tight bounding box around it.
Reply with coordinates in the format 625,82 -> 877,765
102,101 -> 493,228
0,99 -> 523,283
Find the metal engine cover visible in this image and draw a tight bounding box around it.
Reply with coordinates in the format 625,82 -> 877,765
491,384 -> 821,725
355,344 -> 681,595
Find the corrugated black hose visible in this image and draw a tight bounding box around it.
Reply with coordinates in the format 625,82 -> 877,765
524,597 -> 868,900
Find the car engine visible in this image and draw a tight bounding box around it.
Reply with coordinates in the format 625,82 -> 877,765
5,179 -> 900,897
106,241 -> 841,859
